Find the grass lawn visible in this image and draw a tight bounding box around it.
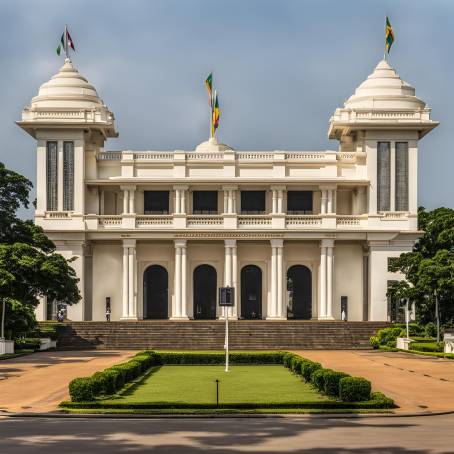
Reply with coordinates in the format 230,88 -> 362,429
105,365 -> 328,406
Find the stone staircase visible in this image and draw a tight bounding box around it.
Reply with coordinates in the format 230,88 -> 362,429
48,321 -> 389,350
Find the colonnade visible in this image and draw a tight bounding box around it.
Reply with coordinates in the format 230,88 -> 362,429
120,238 -> 335,320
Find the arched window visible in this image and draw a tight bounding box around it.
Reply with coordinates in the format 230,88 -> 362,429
241,265 -> 262,319
193,265 -> 217,320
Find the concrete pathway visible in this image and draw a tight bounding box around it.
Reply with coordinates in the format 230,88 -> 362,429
295,350 -> 454,413
1,414 -> 454,453
0,350 -> 135,413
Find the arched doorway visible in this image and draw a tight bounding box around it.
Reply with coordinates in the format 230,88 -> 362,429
143,265 -> 168,319
287,265 -> 312,319
193,265 -> 217,319
241,265 -> 262,319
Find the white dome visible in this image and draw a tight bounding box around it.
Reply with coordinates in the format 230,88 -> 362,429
195,137 -> 233,152
344,60 -> 426,110
31,58 -> 103,109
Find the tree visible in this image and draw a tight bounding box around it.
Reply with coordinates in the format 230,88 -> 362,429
0,162 -> 80,339
388,207 -> 454,329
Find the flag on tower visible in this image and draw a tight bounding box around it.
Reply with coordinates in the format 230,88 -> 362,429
56,26 -> 76,56
205,72 -> 213,106
385,16 -> 394,54
212,91 -> 220,135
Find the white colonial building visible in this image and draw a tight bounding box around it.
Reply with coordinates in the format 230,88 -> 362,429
17,58 -> 438,323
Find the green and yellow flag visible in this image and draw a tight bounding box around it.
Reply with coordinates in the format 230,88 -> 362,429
205,72 -> 213,106
212,91 -> 220,137
385,16 -> 394,54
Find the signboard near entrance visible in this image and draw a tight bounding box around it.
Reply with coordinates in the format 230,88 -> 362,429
219,287 -> 235,307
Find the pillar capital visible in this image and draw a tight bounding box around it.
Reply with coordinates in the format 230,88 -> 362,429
320,238 -> 335,248
224,239 -> 237,248
270,238 -> 284,248
174,239 -> 187,248
122,238 -> 136,248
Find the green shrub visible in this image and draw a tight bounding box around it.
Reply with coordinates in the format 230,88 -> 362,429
311,368 -> 332,391
283,352 -> 295,368
323,370 -> 350,397
425,322 -> 437,338
370,391 -> 395,408
14,337 -> 41,351
69,377 -> 94,402
339,377 -> 371,402
410,342 -> 443,352
369,336 -> 379,349
377,327 -> 402,346
300,360 -> 322,382
159,352 -> 283,365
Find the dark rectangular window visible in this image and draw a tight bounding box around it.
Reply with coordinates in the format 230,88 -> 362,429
193,191 -> 218,214
144,191 -> 169,214
46,141 -> 58,211
395,142 -> 409,211
377,142 -> 391,211
241,191 -> 266,214
387,280 -> 403,323
287,191 -> 313,214
63,141 -> 74,211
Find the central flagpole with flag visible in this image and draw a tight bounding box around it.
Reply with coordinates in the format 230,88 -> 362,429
57,25 -> 76,59
205,72 -> 221,139
384,16 -> 394,60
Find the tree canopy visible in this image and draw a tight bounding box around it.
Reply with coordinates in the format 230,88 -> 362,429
0,162 -> 80,338
388,207 -> 454,325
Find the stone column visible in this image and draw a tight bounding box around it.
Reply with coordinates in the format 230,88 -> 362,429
231,241 -> 238,318
326,244 -> 334,319
129,187 -> 135,214
99,189 -> 105,215
319,242 -> 327,319
174,189 -> 180,214
268,239 -> 284,319
319,239 -> 334,320
181,242 -> 187,318
172,240 -> 188,319
272,189 -> 278,214
174,245 -> 182,318
223,190 -> 229,213
277,190 -> 284,214
180,188 -> 186,214
277,241 -> 284,318
121,239 -> 136,319
320,190 -> 327,215
224,239 -> 237,318
122,244 -> 129,318
123,189 -> 129,214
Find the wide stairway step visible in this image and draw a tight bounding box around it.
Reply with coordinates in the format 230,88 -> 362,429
43,321 -> 390,350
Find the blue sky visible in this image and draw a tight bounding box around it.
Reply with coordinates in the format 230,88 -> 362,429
1,0 -> 453,217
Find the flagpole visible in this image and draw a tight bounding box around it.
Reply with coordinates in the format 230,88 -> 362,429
64,24 -> 69,59
383,15 -> 387,61
210,72 -> 214,139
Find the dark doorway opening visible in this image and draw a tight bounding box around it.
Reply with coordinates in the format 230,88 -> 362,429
143,265 -> 168,319
193,265 -> 217,319
241,265 -> 262,319
193,191 -> 218,214
287,265 -> 312,320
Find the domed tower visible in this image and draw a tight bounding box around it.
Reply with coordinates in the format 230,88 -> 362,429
328,60 -> 438,222
17,58 -> 117,321
17,58 -> 117,222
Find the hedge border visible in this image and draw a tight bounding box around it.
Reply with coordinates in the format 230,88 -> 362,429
65,351 -> 395,410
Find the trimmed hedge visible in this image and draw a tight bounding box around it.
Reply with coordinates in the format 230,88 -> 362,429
67,350 -> 391,408
339,377 -> 371,402
68,351 -> 161,402
410,342 -> 443,353
323,370 -> 350,397
158,352 -> 284,365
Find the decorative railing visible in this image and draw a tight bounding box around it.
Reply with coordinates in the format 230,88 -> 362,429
236,152 -> 274,160
187,215 -> 223,227
133,152 -> 174,160
97,152 -> 122,160
98,216 -> 122,227
136,215 -> 173,227
238,215 -> 272,227
45,211 -> 71,219
286,216 -> 322,227
381,212 -> 409,220
186,152 -> 224,160
285,152 -> 329,160
336,216 -> 363,227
